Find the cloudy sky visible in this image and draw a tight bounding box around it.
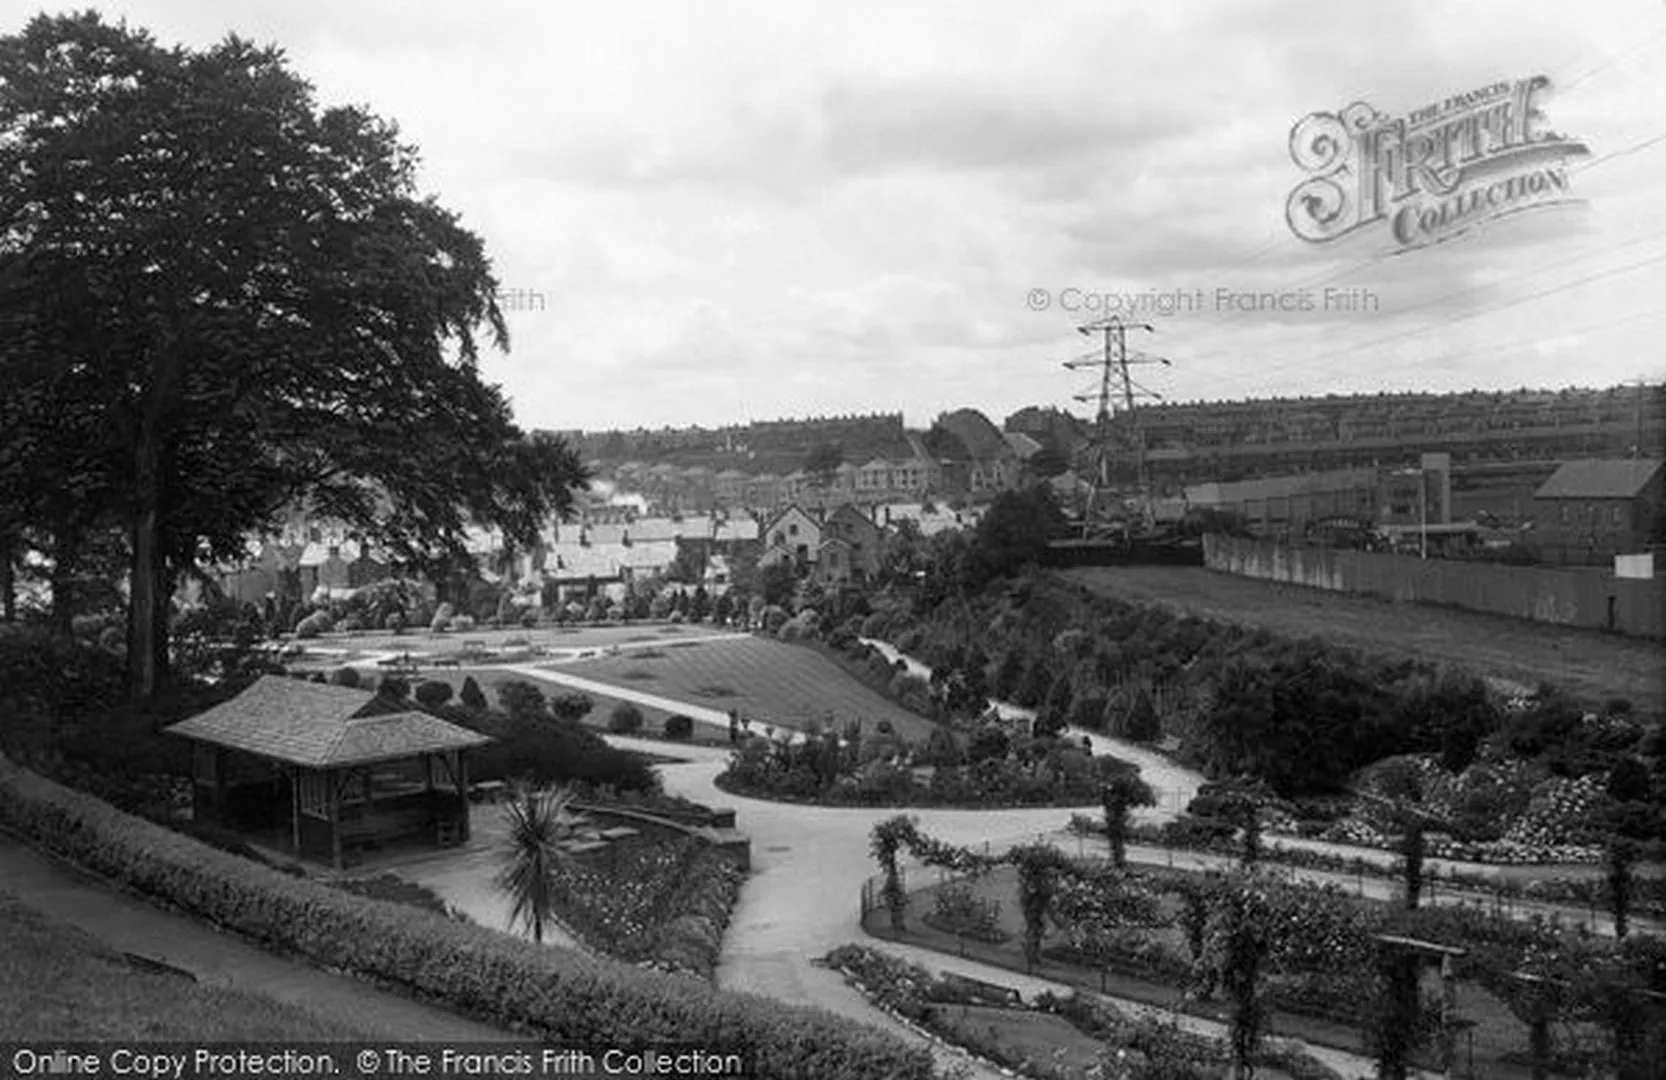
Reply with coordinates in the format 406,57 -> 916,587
36,0 -> 1666,431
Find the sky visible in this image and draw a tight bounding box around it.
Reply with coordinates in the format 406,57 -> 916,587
22,0 -> 1666,432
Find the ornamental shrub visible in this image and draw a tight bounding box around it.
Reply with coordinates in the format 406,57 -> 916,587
460,676 -> 488,712
665,714 -> 695,740
610,703 -> 645,734
329,666 -> 361,689
414,681 -> 454,710
549,692 -> 595,722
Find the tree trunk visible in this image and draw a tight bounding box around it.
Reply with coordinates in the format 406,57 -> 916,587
1402,824 -> 1426,911
0,531 -> 15,622
129,512 -> 161,699
128,421 -> 168,700
152,555 -> 175,691
49,526 -> 78,640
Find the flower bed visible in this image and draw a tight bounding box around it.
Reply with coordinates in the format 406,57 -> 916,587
823,944 -> 1343,1080
0,754 -> 935,1080
549,835 -> 743,981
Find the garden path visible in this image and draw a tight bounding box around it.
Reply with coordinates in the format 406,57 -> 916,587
371,812 -> 590,951
866,939 -> 1438,1080
0,832 -> 515,1041
860,638 -> 1205,818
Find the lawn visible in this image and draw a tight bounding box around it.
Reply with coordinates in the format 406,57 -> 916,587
1062,565 -> 1664,712
406,667 -> 731,747
889,866 -> 1564,1080
928,1002 -> 1108,1076
554,636 -> 941,741
0,891 -> 369,1040
285,621 -> 729,659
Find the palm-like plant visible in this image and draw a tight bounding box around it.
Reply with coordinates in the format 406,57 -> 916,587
495,783 -> 581,944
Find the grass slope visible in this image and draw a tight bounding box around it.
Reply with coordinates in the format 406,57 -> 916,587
0,891 -> 368,1040
558,636 -> 939,741
1062,566 -> 1664,713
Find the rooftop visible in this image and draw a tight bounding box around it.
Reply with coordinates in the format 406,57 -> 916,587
1534,458 -> 1664,500
164,675 -> 491,769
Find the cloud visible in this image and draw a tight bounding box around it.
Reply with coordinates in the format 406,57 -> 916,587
34,0 -> 1666,430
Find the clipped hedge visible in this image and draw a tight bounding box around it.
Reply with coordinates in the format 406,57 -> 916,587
0,754 -> 936,1080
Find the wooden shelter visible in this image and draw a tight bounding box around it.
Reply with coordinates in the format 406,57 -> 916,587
165,675 -> 492,869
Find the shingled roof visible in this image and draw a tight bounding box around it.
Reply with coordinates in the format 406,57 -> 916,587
164,675 -> 491,768
1534,459 -> 1663,500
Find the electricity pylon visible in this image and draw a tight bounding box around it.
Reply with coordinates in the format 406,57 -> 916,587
1062,317 -> 1171,540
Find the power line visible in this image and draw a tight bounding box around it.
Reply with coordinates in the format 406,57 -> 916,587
1573,130 -> 1666,174
1211,301 -> 1666,402
1245,306 -> 1666,391
1200,233 -> 1666,386
1174,140 -> 1666,371
1246,251 -> 1666,389
1558,26 -> 1666,92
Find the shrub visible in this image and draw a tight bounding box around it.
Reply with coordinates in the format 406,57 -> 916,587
460,676 -> 488,712
294,612 -> 330,639
414,681 -> 454,710
610,703 -> 645,734
329,666 -> 361,689
498,681 -> 549,723
383,611 -> 407,633
448,615 -> 475,633
377,676 -> 410,701
664,715 -> 695,740
549,692 -> 595,722
0,757 -> 934,1080
429,603 -> 455,633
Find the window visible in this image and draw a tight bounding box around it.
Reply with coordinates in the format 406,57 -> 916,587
1612,505 -> 1622,526
1559,505 -> 1570,525
788,524 -> 798,537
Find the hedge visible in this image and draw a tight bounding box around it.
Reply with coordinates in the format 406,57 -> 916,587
0,753 -> 937,1080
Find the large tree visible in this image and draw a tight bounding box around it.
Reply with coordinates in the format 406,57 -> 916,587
0,13 -> 586,698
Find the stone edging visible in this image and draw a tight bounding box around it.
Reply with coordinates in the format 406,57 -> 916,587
819,960 -> 1028,1080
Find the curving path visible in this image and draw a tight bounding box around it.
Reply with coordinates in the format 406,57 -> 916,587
389,641 -> 1640,1075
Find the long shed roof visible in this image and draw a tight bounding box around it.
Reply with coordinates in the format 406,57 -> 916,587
164,675 -> 491,768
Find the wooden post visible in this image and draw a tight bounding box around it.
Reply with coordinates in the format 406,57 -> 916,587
213,748 -> 226,822
458,752 -> 470,842
328,769 -> 343,870
289,766 -> 301,853
1439,953 -> 1458,1078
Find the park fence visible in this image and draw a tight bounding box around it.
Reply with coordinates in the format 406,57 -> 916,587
1204,533 -> 1666,639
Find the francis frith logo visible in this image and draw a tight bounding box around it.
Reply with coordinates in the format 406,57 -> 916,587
1286,76 -> 1588,251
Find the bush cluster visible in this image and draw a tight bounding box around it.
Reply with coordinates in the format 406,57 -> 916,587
717,725 -> 1120,807
454,681 -> 657,792
876,571 -> 1662,803
0,758 -> 934,1080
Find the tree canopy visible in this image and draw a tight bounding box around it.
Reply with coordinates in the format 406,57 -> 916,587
0,12 -> 586,697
